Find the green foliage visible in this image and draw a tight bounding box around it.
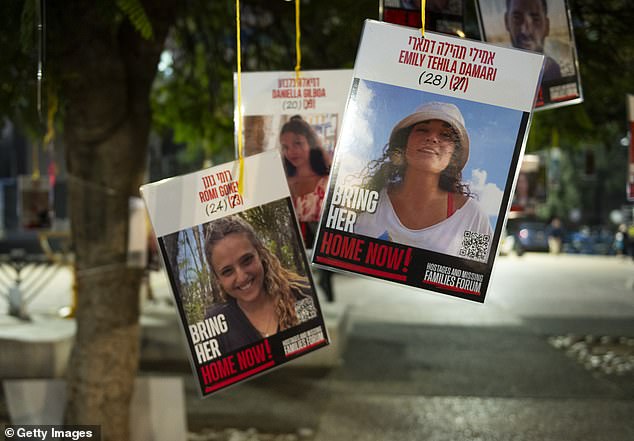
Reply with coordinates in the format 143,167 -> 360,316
239,199 -> 306,276
2,0 -> 157,143
240,199 -> 306,275
0,2 -> 39,138
116,0 -> 154,40
538,142 -> 630,226
150,0 -> 377,167
521,0 -> 634,225
20,0 -> 37,53
3,0 -> 633,228
177,231 -> 216,324
526,0 -> 634,154
537,149 -> 581,221
151,0 -> 234,166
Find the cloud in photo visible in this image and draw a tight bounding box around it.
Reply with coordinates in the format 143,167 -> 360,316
336,80 -> 377,179
468,168 -> 504,217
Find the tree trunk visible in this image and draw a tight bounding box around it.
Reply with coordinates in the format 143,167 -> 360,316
59,2 -> 177,440
192,225 -> 215,299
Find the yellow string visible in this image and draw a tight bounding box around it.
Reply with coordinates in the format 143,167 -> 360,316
236,0 -> 244,195
295,0 -> 301,81
31,143 -> 40,180
43,92 -> 58,146
420,0 -> 426,37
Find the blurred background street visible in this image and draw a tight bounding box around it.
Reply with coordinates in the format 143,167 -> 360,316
2,252 -> 633,440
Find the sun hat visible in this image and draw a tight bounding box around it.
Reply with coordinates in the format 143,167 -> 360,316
389,101 -> 470,170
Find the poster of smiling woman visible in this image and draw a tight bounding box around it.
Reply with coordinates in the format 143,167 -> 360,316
312,20 -> 543,302
235,69 -> 352,248
141,151 -> 328,397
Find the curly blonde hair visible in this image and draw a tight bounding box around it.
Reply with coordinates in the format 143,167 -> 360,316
204,216 -> 308,330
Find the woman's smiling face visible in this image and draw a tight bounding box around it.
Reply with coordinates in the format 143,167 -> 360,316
404,119 -> 457,174
210,233 -> 265,304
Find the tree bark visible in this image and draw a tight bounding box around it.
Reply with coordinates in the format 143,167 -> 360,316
58,2 -> 178,440
191,225 -> 214,299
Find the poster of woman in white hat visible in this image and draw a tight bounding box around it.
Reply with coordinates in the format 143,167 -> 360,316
353,100 -> 493,261
311,20 -> 544,302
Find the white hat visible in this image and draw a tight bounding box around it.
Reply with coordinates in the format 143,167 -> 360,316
389,101 -> 470,170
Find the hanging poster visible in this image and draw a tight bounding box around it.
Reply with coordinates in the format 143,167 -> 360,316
312,20 -> 543,302
236,69 -> 352,247
509,154 -> 546,217
141,151 -> 329,397
380,0 -> 466,37
18,175 -> 51,230
475,0 -> 582,110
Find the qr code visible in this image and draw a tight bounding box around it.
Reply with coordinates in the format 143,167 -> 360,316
295,297 -> 317,322
459,230 -> 490,261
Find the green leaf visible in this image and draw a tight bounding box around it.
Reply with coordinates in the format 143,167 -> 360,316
116,0 -> 153,40
20,0 -> 36,53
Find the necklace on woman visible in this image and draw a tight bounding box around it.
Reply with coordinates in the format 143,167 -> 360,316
239,301 -> 277,337
257,311 -> 276,337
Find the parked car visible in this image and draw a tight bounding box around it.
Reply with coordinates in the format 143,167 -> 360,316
516,221 -> 550,254
502,219 -> 550,256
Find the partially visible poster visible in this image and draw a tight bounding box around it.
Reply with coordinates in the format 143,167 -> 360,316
236,69 -> 352,247
127,197 -> 148,268
509,154 -> 546,217
312,20 -> 543,302
626,94 -> 634,201
18,176 -> 51,230
380,0 -> 465,37
475,0 -> 582,110
141,151 -> 329,397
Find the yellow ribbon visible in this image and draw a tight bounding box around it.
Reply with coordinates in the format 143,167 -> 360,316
236,0 -> 244,194
31,143 -> 40,180
295,0 -> 301,81
43,92 -> 59,147
420,0 -> 426,37
33,91 -> 59,181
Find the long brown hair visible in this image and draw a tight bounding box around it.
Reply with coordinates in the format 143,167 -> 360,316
358,123 -> 471,197
204,216 -> 308,330
280,115 -> 331,177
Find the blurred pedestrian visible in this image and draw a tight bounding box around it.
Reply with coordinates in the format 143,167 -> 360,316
627,224 -> 634,259
614,224 -> 628,257
547,216 -> 564,254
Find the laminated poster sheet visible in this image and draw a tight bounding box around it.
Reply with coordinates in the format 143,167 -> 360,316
235,69 -> 352,246
141,151 -> 329,397
18,176 -> 51,230
475,0 -> 582,110
312,20 -> 544,302
380,0 -> 466,37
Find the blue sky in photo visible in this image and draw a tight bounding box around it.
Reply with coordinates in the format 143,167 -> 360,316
334,78 -> 526,227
